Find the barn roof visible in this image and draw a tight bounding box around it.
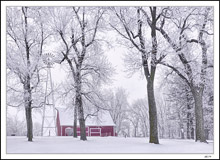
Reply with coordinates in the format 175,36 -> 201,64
56,108 -> 116,126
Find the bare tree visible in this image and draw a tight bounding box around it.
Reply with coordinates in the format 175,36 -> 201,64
155,94 -> 168,139
161,61 -> 213,140
7,111 -> 26,136
129,99 -> 149,137
110,7 -> 166,144
7,7 -> 48,141
150,7 -> 213,142
105,88 -> 129,136
127,112 -> 140,137
49,7 -> 112,140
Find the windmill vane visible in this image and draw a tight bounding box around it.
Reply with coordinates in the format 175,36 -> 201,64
43,53 -> 55,66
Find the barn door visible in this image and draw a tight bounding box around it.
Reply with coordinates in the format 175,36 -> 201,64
65,127 -> 73,136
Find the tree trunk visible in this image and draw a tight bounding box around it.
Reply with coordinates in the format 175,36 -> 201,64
76,94 -> 87,140
147,80 -> 159,144
25,107 -> 33,141
186,89 -> 193,139
191,127 -> 195,139
24,83 -> 33,142
73,105 -> 77,138
146,7 -> 159,144
25,109 -> 29,138
180,128 -> 184,139
22,7 -> 33,142
75,71 -> 87,141
186,112 -> 191,139
79,109 -> 87,141
191,87 -> 207,143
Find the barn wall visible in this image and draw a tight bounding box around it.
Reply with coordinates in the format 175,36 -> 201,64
61,126 -> 89,136
59,126 -> 115,136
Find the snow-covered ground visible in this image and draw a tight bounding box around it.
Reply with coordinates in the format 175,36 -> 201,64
7,136 -> 213,154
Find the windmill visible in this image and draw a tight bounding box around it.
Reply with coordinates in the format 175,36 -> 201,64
41,53 -> 57,136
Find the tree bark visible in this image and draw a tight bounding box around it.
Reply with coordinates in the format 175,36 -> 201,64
191,87 -> 207,142
73,105 -> 77,138
75,71 -> 87,141
24,83 -> 33,142
147,80 -> 159,144
186,111 -> 192,139
22,6 -> 33,142
25,107 -> 33,141
146,7 -> 159,144
186,88 -> 193,139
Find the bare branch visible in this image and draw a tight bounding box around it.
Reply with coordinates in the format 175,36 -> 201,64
156,54 -> 167,64
7,102 -> 24,108
73,7 -> 83,29
139,8 -> 152,27
201,29 -> 213,35
58,30 -> 70,55
186,39 -> 199,43
159,62 -> 191,87
109,23 -> 130,41
85,10 -> 104,48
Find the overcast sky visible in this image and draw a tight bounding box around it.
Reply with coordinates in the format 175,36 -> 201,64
50,45 -> 149,105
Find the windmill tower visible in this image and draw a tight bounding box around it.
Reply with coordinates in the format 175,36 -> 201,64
41,53 -> 57,136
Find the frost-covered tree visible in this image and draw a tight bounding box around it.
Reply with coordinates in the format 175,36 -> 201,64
109,7 -> 168,144
7,7 -> 49,141
161,61 -> 213,140
104,88 -> 129,136
155,93 -> 169,139
7,112 -> 26,136
152,7 -> 213,142
48,7 -> 112,140
129,99 -> 149,137
33,122 -> 42,136
167,79 -> 194,139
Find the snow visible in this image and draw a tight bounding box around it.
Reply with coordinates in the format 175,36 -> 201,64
57,108 -> 116,126
7,136 -> 213,153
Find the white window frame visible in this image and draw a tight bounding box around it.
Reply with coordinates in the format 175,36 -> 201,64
90,128 -> 101,136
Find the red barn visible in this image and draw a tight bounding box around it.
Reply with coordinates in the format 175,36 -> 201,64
56,108 -> 116,137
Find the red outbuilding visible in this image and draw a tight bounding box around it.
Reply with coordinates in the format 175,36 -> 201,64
56,108 -> 116,137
